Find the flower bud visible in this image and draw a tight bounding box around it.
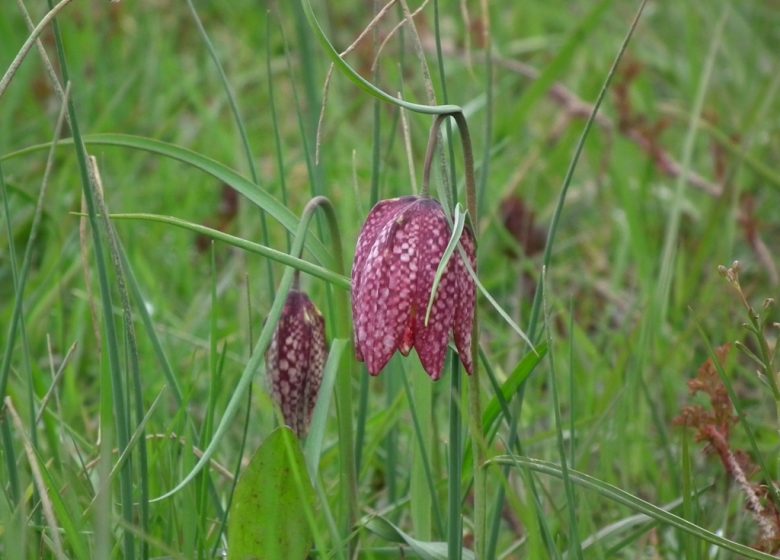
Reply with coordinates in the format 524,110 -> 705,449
266,290 -> 327,437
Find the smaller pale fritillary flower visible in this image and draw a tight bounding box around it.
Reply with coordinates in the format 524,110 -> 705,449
265,290 -> 328,437
351,195 -> 476,380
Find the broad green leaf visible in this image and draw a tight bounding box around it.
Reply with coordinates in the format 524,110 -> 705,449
228,427 -> 316,560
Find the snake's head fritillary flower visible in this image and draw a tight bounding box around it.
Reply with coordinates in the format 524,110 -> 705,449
351,195 -> 476,380
266,290 -> 328,437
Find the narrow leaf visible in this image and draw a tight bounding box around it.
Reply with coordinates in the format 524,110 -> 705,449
299,0 -> 459,116
363,516 -> 475,560
425,203 -> 466,326
108,212 -> 349,290
491,456 -> 777,560
304,338 -> 347,478
2,134 -> 334,268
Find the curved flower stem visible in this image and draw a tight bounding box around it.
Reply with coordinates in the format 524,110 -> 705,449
298,196 -> 358,547
451,112 -> 478,231
421,113 -> 477,225
300,0 -> 461,116
451,112 -> 485,560
423,110 -> 484,558
150,196 -> 357,559
421,114 -> 448,198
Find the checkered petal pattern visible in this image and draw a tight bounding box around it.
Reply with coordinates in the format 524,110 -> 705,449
265,290 -> 327,437
351,196 -> 476,380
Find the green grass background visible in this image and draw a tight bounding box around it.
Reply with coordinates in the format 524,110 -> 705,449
1,0 -> 779,558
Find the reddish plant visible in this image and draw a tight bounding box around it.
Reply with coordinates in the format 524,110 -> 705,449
195,184 -> 240,253
675,344 -> 780,553
499,194 -> 545,259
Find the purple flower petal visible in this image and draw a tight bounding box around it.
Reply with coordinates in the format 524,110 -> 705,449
351,196 -> 477,379
355,218 -> 412,374
352,197 -> 415,360
410,200 -> 458,379
453,228 -> 477,374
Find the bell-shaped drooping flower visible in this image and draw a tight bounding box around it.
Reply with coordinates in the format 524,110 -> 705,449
351,195 -> 476,380
266,289 -> 328,437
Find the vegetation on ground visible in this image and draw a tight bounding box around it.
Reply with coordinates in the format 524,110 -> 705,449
1,0 -> 779,558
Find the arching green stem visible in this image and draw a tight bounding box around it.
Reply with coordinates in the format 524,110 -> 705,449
300,0 -> 460,116
151,197 -> 356,550
421,112 -> 478,226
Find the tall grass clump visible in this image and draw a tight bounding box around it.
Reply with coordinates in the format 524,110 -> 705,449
1,1 -> 779,558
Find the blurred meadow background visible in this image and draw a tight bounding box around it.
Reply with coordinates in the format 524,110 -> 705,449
1,0 -> 779,558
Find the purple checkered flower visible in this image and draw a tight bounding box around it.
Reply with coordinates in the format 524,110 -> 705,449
351,196 -> 476,380
266,290 -> 327,437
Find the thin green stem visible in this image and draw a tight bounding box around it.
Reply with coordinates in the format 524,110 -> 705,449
487,3 -> 649,555
370,77 -> 382,204
452,113 -> 477,227
184,0 -> 274,296
266,11 -> 291,251
467,351 -> 484,558
432,0 -> 458,209
448,357 -> 462,560
477,22 -> 493,216
0,0 -> 74,100
401,365 -> 445,538
450,110 -> 484,560
527,0 -> 649,341
305,198 -> 358,543
543,269 -> 582,560
0,163 -> 20,511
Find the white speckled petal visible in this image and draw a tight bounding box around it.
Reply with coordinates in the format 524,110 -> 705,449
453,228 -> 477,374
411,201 -> 458,379
302,300 -> 327,431
354,202 -> 421,374
351,197 -> 415,359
